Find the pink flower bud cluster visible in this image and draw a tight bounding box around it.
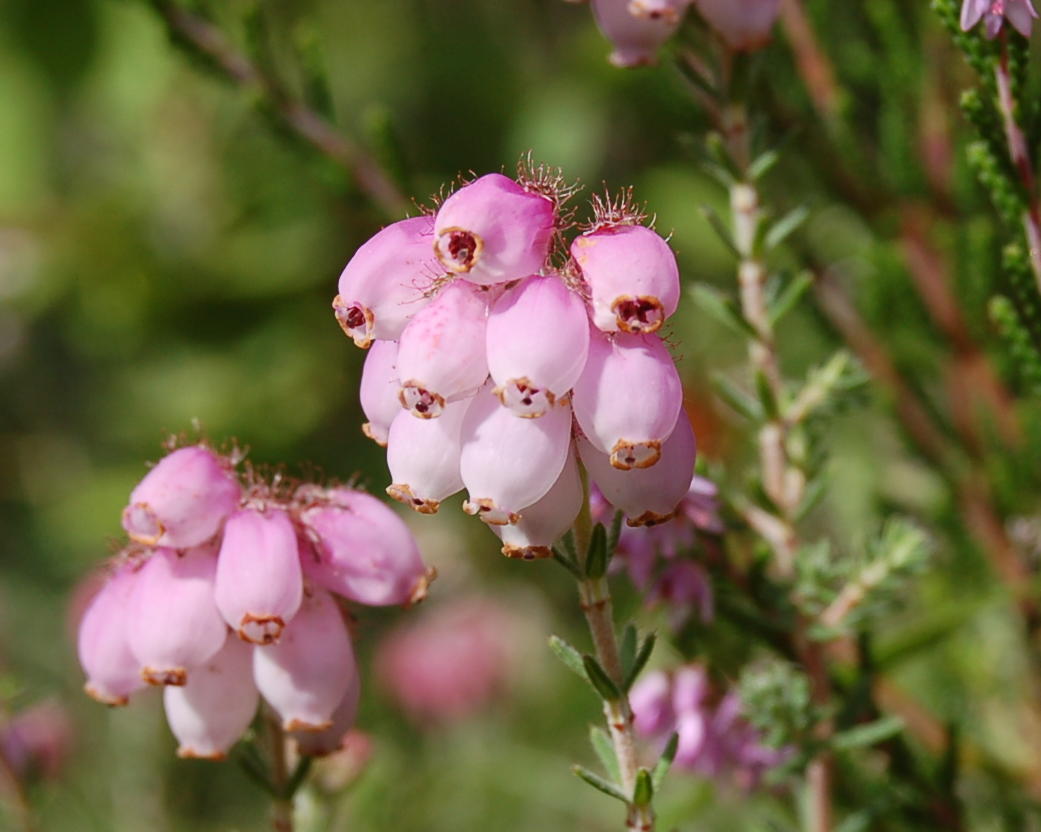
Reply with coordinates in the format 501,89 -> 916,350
334,171 -> 697,560
77,442 -> 431,761
630,665 -> 789,789
591,476 -> 721,626
582,0 -> 780,67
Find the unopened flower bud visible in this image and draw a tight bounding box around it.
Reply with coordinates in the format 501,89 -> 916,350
396,281 -> 490,418
460,385 -> 573,525
486,275 -> 590,418
121,445 -> 241,549
215,508 -> 304,645
127,546 -> 227,687
591,0 -> 685,67
573,330 -> 682,469
77,565 -> 145,706
292,687 -> 360,757
163,635 -> 259,760
253,589 -> 359,732
301,489 -> 429,607
494,443 -> 582,559
333,217 -> 439,348
695,0 -> 781,51
386,397 -> 469,514
571,225 -> 679,334
433,174 -> 555,285
359,340 -> 401,446
578,414 -> 696,526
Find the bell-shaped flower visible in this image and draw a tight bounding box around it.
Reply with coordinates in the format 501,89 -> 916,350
359,340 -> 401,446
396,281 -> 490,418
126,546 -> 228,686
695,0 -> 781,50
215,508 -> 304,645
253,588 -> 359,732
433,174 -> 555,286
163,635 -> 259,760
77,563 -> 145,706
386,396 -> 469,514
960,0 -> 1037,37
578,414 -> 696,526
121,445 -> 241,549
291,686 -> 360,756
571,224 -> 679,335
460,385 -> 573,525
486,275 -> 590,417
301,489 -> 429,606
494,443 -> 583,559
332,216 -> 439,348
591,0 -> 684,66
573,329 -> 682,469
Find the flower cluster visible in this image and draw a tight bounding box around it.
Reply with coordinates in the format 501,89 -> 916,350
77,442 -> 431,760
630,665 -> 789,789
581,0 -> 781,67
960,0 -> 1038,37
592,475 -> 722,626
334,167 -> 698,559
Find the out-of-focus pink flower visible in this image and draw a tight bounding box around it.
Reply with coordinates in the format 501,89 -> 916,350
292,689 -> 360,757
311,730 -> 374,792
0,700 -> 73,781
121,445 -> 241,549
695,0 -> 781,51
961,0 -> 1038,38
591,0 -> 688,66
630,665 -> 786,788
375,599 -> 517,725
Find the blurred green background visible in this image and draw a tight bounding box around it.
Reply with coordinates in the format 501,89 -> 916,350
4,0 -> 1041,829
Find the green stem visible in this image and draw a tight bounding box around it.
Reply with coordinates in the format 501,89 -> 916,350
266,712 -> 294,832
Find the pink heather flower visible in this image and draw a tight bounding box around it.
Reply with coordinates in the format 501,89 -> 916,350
572,329 -> 683,470
571,225 -> 680,335
385,397 -> 468,514
460,384 -> 573,525
126,546 -> 227,687
77,563 -> 145,706
301,488 -> 429,607
494,443 -> 583,559
163,635 -> 259,760
0,700 -> 73,781
629,670 -> 674,736
215,508 -> 304,645
359,339 -> 401,447
375,599 -> 515,725
653,561 -> 714,625
695,0 -> 781,51
591,0 -> 686,66
292,688 -> 360,757
433,174 -> 556,285
332,216 -> 439,348
253,588 -> 359,732
578,413 -> 697,526
396,280 -> 491,418
961,0 -> 1038,37
486,275 -> 591,418
311,730 -> 374,791
121,445 -> 241,549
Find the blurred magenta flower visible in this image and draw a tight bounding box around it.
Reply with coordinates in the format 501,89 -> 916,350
375,599 -> 518,725
630,665 -> 789,788
695,0 -> 781,51
961,0 -> 1038,37
0,700 -> 73,781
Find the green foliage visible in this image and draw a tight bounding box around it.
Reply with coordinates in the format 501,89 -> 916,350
738,661 -> 818,752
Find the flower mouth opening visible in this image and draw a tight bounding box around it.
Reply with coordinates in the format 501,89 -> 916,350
399,383 -> 446,418
610,439 -> 663,470
285,717 -> 333,733
177,747 -> 227,761
495,378 -> 555,418
123,502 -> 164,546
386,483 -> 440,515
238,614 -> 286,645
501,544 -> 552,561
84,684 -> 129,707
627,0 -> 680,23
613,295 -> 665,334
462,498 -> 520,526
435,227 -> 483,273
332,296 -> 375,348
627,509 -> 677,528
142,666 -> 187,687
